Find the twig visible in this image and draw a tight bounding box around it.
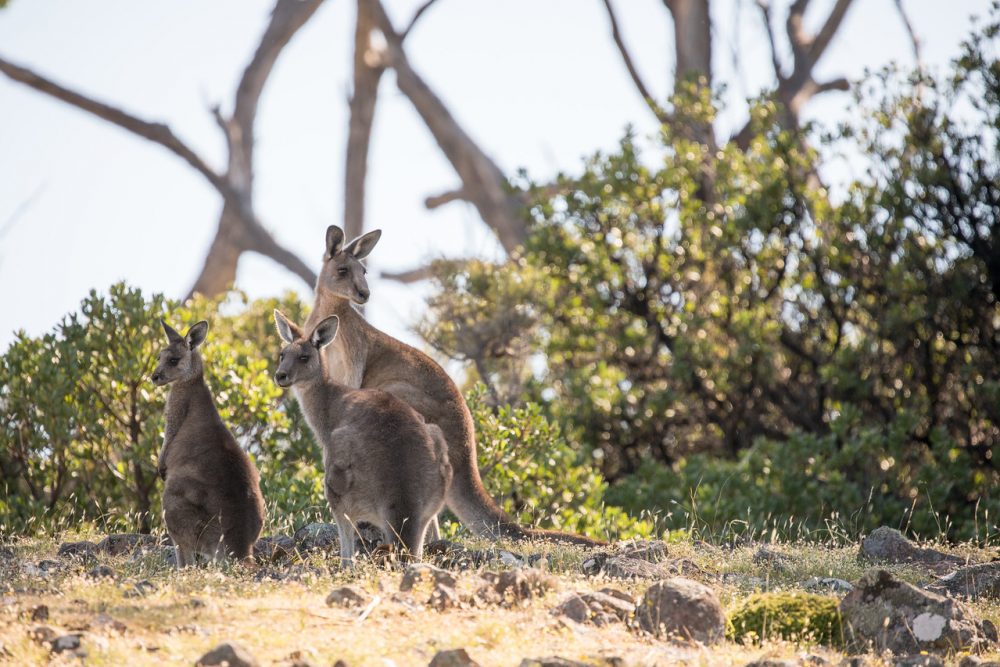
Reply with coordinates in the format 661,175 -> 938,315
356,594 -> 382,622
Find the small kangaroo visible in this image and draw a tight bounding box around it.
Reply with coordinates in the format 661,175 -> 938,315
151,320 -> 265,566
273,310 -> 452,566
305,226 -> 605,546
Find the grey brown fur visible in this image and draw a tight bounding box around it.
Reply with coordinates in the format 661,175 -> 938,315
274,310 -> 452,565
304,226 -> 605,546
152,320 -> 265,566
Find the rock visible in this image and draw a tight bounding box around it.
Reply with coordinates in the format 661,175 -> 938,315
753,546 -> 796,572
839,658 -> 875,667
196,641 -> 261,667
131,544 -> 177,567
582,554 -> 668,580
892,656 -> 945,667
400,563 -> 458,592
743,660 -> 797,667
50,634 -> 85,656
959,656 -> 1000,667
253,535 -> 296,563
353,522 -> 385,554
598,588 -> 635,604
325,585 -> 368,608
839,569 -> 997,654
26,559 -> 62,577
57,541 -> 98,561
635,577 -> 726,643
29,604 -> 49,621
553,591 -> 635,626
430,583 -> 460,611
429,649 -> 482,667
617,539 -> 669,562
292,523 -> 340,553
90,613 -> 128,634
122,579 -> 157,598
803,577 -> 854,593
927,562 -> 1000,601
859,527 -> 963,573
493,568 -> 555,604
97,533 -> 158,556
86,564 -> 117,580
518,658 -> 593,667
28,625 -> 57,644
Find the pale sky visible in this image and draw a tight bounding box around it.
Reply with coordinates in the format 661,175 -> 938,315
0,0 -> 985,351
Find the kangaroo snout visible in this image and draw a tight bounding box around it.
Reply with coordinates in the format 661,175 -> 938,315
274,370 -> 290,387
355,289 -> 370,304
151,371 -> 165,385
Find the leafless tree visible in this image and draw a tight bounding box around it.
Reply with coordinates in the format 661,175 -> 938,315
0,0 -> 324,298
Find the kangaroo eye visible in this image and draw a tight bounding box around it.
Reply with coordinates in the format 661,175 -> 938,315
298,355 -> 310,363
278,352 -> 285,361
337,268 -> 349,277
168,358 -> 180,366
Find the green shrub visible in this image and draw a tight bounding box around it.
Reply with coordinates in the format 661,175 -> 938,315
467,384 -> 654,541
728,592 -> 843,646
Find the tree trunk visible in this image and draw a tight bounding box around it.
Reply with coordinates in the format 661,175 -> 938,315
187,205 -> 245,299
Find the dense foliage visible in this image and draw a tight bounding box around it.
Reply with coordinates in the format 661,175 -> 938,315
728,592 -> 843,646
419,15 -> 1000,541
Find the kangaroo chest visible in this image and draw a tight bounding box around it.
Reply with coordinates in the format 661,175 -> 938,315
323,337 -> 365,389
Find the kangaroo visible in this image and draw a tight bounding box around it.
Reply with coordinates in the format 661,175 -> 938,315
304,225 -> 605,546
151,320 -> 265,566
273,310 -> 451,565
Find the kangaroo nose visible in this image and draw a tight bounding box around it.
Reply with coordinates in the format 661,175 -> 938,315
151,372 -> 162,383
357,290 -> 370,303
275,371 -> 288,385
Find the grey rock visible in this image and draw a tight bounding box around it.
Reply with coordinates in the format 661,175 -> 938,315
253,535 -> 295,563
400,563 -> 458,592
86,564 -> 116,580
292,523 -> 340,553
196,641 -> 261,667
927,562 -> 1000,601
429,648 -> 482,667
122,579 -> 157,598
803,577 -> 854,593
493,568 -> 555,604
892,656 -> 945,667
753,546 -> 795,571
582,554 -> 667,580
28,625 -> 57,644
553,591 -> 635,626
840,569 -> 997,654
959,656 -> 1000,667
429,583 -> 461,610
635,577 -> 726,643
743,660 -> 797,667
325,585 -> 368,608
519,659 -> 594,667
97,533 -> 158,556
859,527 -> 963,573
57,541 -> 98,561
50,634 -> 85,656
28,604 -> 48,621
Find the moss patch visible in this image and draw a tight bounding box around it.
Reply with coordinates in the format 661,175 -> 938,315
728,591 -> 843,647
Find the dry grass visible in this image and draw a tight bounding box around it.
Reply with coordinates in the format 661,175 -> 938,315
1,534 -> 998,666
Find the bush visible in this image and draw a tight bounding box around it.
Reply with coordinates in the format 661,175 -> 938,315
728,592 -> 843,646
467,384 -> 653,541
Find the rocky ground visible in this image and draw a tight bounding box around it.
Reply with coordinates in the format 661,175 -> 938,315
1,526 -> 999,666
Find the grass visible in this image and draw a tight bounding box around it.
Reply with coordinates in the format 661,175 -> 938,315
1,533 -> 999,666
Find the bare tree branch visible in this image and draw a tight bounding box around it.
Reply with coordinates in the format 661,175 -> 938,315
425,188 -> 470,209
756,1 -> 784,80
601,0 -> 668,125
365,0 -> 528,254
0,55 -> 228,193
892,0 -> 923,74
401,0 -> 443,40
381,264 -> 435,283
806,0 -> 854,68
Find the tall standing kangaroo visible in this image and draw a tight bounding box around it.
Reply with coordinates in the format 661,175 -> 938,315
274,310 -> 451,564
304,225 -> 605,546
152,320 -> 266,566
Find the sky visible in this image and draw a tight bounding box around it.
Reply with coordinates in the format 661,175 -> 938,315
0,0 -> 986,352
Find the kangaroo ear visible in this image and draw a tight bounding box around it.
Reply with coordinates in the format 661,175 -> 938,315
184,320 -> 208,350
161,319 -> 184,344
326,225 -> 345,258
273,309 -> 301,344
344,229 -> 381,260
185,321 -> 209,350
311,315 -> 339,349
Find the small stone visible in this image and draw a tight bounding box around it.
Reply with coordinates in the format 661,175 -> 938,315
400,563 -> 458,592
50,634 -> 84,655
97,533 -> 157,556
196,641 -> 260,667
430,583 -> 461,610
428,648 -> 481,666
292,523 -> 340,553
253,535 -> 296,563
958,656 -> 1000,667
86,564 -> 117,579
753,546 -> 794,570
743,660 -> 797,667
91,613 -> 128,634
859,527 -> 963,573
29,604 -> 48,621
803,577 -> 853,593
635,577 -> 726,643
57,541 -> 98,561
325,585 -> 368,608
582,554 -> 671,580
553,591 -> 635,625
494,568 -> 554,604
893,656 -> 945,667
928,562 -> 1000,601
518,658 -> 593,667
28,625 -> 57,644
122,579 -> 157,598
